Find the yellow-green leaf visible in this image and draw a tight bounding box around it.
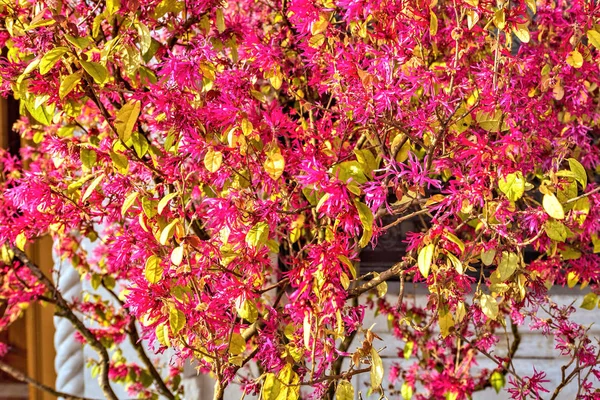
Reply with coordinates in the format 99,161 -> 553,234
481,248 -> 496,266
401,382 -> 414,400
429,11 -> 438,36
498,171 -> 525,201
80,147 -> 97,170
144,255 -> 163,284
476,110 -> 508,132
110,151 -> 129,174
264,152 -> 285,180
229,332 -> 246,355
237,299 -> 258,323
131,131 -> 149,158
370,348 -> 384,388
170,245 -> 184,266
545,220 -> 567,242
335,380 -> 354,400
80,60 -> 108,84
215,8 -> 226,33
445,232 -> 465,253
497,251 -> 518,281
418,243 -> 435,278
480,294 -> 498,320
311,14 -> 329,35
568,158 -> 587,189
355,200 -> 374,248
262,373 -> 281,400
580,293 -> 598,310
159,219 -> 179,245
439,309 -> 453,338
40,47 -> 68,75
587,30 -> 600,50
169,307 -> 185,335
158,192 -> 178,215
106,0 -> 121,15
15,232 -> 27,251
525,0 -> 536,13
121,191 -> 139,216
204,148 -> 223,172
543,193 -> 565,219
81,174 -> 104,202
566,50 -> 583,69
512,24 -> 530,43
114,100 -> 141,143
490,371 -> 505,393
155,323 -> 170,346
246,222 -> 269,248
59,71 -> 83,99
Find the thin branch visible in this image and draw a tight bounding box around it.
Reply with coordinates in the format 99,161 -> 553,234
349,260 -> 409,298
0,360 -> 99,400
13,248 -> 118,400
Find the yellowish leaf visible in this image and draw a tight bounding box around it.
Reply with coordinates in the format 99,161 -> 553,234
543,193 -> 565,219
144,255 -> 163,284
566,50 -> 583,69
264,152 -> 285,180
204,148 -> 223,172
480,294 -> 498,320
418,243 -> 435,278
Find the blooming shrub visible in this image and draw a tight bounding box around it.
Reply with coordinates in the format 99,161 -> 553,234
0,0 -> 599,399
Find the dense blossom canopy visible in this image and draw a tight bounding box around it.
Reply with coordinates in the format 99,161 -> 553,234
0,0 -> 599,399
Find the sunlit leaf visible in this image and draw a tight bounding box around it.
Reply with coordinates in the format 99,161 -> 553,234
543,193 -> 565,219
144,255 -> 163,284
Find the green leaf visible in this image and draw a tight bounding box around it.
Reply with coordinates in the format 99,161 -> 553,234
153,0 -> 184,18
354,148 -> 378,177
237,299 -> 258,323
39,47 -> 68,75
543,193 -> 565,219
587,30 -> 600,50
246,222 -> 269,248
418,243 -> 435,278
497,251 -> 518,281
169,307 -> 185,335
229,332 -> 246,355
355,200 -> 373,248
580,293 -> 598,310
59,71 -> 83,99
545,220 -> 567,242
144,255 -> 163,284
490,371 -> 505,394
480,294 -> 498,320
80,60 -> 108,84
568,158 -> 587,189
204,148 -> 223,172
114,100 -> 141,143
136,22 -> 152,55
80,147 -> 97,170
498,172 -> 525,201
264,152 -> 285,180
370,348 -> 384,389
121,191 -> 139,216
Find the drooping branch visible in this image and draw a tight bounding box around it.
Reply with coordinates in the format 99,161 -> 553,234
12,248 -> 118,400
0,359 -> 98,400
